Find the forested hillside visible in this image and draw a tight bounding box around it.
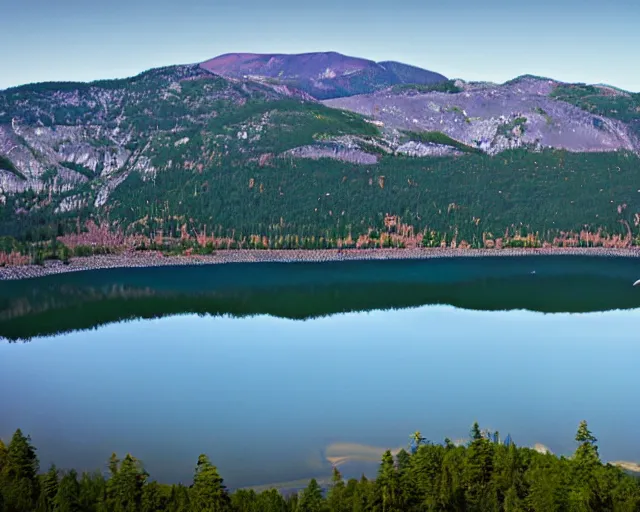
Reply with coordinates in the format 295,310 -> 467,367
1,56 -> 640,263
1,421 -> 639,511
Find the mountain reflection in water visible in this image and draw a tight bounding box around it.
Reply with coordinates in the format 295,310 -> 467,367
1,256 -> 640,341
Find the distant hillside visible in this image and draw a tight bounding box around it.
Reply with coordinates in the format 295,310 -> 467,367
200,52 -> 448,99
1,55 -> 640,262
324,75 -> 640,155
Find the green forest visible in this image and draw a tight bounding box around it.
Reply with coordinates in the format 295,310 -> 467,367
2,65 -> 640,262
1,421 -> 639,511
2,148 -> 640,259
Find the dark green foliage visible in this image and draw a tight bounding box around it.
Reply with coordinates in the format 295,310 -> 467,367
54,470 -> 81,512
190,454 -> 230,512
551,84 -> 640,124
0,156 -> 26,180
0,429 -> 40,512
3,65 -> 640,258
298,478 -> 326,512
106,454 -> 148,512
326,468 -> 347,512
503,75 -> 555,86
1,424 -> 640,512
401,130 -> 483,154
391,80 -> 463,94
78,471 -> 106,512
36,465 -> 59,512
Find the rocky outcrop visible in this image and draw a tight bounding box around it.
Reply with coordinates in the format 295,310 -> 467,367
283,143 -> 378,164
324,76 -> 640,155
0,64 -> 295,207
396,141 -> 463,157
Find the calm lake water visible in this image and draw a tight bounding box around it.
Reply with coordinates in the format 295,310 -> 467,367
1,256 -> 640,488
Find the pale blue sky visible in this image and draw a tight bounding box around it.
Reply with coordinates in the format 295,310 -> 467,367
1,0 -> 639,90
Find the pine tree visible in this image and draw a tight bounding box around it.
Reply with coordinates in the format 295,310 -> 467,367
35,464 -> 59,512
54,469 -> 81,512
297,478 -> 325,512
78,471 -> 107,512
106,454 -> 147,512
464,425 -> 496,511
0,439 -> 7,473
229,489 -> 256,512
574,420 -> 599,466
352,475 -> 373,512
168,484 -> 190,512
255,488 -> 287,512
141,481 -> 166,512
503,485 -> 524,512
326,467 -> 346,512
410,443 -> 446,509
395,449 -> 414,509
375,450 -> 400,512
1,429 -> 40,512
190,454 -> 230,512
470,422 -> 483,441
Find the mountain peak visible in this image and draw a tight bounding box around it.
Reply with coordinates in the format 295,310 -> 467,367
200,51 -> 447,100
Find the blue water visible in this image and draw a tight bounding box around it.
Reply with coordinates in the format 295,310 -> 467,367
1,304 -> 639,488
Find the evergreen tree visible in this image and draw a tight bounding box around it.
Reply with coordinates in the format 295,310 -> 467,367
35,465 -> 58,512
503,485 -> 524,512
464,424 -> 496,511
0,440 -> 6,473
574,420 -> 599,466
78,471 -> 106,512
255,488 -> 287,512
106,454 -> 147,512
297,478 -> 325,512
141,481 -> 168,512
326,467 -> 346,512
1,429 -> 40,512
168,484 -> 190,512
526,455 -> 569,512
470,422 -> 483,441
190,454 -> 230,512
375,450 -> 400,512
409,443 -> 445,510
54,470 -> 81,512
394,449 -> 414,508
230,489 -> 256,512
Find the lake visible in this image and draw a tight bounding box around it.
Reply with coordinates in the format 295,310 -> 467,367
1,256 -> 640,489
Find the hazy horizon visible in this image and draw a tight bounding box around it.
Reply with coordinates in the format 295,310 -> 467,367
2,0 -> 639,92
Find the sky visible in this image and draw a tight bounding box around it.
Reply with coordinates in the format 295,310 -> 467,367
1,0 -> 639,91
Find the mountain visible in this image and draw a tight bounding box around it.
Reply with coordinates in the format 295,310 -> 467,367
323,75 -> 640,155
200,52 -> 448,99
1,55 -> 640,261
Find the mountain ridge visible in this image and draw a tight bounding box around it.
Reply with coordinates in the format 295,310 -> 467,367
200,51 -> 448,99
1,52 -> 640,261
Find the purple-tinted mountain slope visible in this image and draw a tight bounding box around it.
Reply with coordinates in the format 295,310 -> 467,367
200,52 -> 447,100
324,76 -> 640,154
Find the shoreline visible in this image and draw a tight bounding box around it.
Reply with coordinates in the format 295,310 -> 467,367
1,246 -> 640,281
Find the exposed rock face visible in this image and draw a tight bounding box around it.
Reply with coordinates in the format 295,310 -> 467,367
2,56 -> 639,224
0,64 -> 298,206
284,143 -> 378,164
396,141 -> 463,157
201,52 -> 448,100
324,76 -> 640,155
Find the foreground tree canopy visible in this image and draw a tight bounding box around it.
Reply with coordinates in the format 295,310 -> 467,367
0,421 -> 639,511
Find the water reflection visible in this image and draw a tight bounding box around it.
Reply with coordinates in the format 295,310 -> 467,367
0,258 -> 638,339
1,256 -> 640,341
1,306 -> 639,487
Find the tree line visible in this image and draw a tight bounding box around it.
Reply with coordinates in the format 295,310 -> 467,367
1,421 -> 639,511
